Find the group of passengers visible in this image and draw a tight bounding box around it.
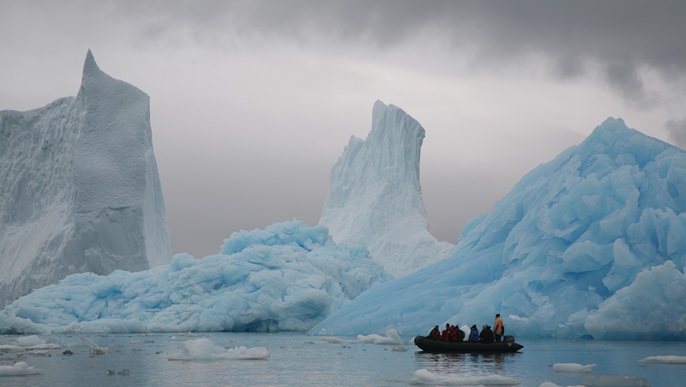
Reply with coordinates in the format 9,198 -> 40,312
428,323 -> 465,342
427,314 -> 505,343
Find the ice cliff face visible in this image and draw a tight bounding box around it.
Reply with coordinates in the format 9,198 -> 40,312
0,50 -> 171,308
319,100 -> 454,277
309,118 -> 686,340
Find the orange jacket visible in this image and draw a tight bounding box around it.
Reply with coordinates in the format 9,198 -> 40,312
494,317 -> 504,335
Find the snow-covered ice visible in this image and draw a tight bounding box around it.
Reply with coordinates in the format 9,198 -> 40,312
320,100 -> 453,277
410,369 -> 520,385
168,337 -> 270,360
81,337 -> 108,355
552,363 -> 597,373
355,328 -> 405,345
15,334 -> 46,347
309,118 -> 686,340
0,362 -> 41,376
0,50 -> 171,308
0,221 -> 387,334
640,355 -> 686,364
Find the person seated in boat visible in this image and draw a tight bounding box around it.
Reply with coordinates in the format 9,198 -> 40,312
468,325 -> 479,342
479,324 -> 495,343
441,323 -> 451,341
428,325 -> 441,340
448,325 -> 460,342
453,325 -> 465,342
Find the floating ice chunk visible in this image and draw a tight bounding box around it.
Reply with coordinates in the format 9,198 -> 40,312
16,335 -> 46,347
320,336 -> 354,344
410,368 -> 520,385
356,328 -> 404,345
168,338 -> 270,361
580,374 -> 650,386
553,363 -> 597,373
0,362 -> 41,376
81,337 -> 108,355
538,383 -> 584,387
29,343 -> 61,349
640,355 -> 686,364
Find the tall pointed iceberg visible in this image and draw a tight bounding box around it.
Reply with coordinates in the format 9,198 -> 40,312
319,100 -> 453,277
0,50 -> 171,307
310,118 -> 686,340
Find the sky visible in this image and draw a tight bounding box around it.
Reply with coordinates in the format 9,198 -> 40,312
2,0 -> 685,258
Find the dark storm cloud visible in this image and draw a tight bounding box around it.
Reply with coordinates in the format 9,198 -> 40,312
126,0 -> 686,105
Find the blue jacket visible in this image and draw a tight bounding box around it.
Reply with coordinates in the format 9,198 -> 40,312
468,329 -> 478,342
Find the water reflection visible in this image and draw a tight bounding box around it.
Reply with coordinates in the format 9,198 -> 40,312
414,351 -> 517,376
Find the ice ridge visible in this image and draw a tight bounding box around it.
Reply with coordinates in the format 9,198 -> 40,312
319,100 -> 453,277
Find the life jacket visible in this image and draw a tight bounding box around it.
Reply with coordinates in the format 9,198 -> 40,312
449,326 -> 458,341
441,329 -> 449,341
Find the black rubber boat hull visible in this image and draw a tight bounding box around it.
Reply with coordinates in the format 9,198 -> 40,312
413,336 -> 523,353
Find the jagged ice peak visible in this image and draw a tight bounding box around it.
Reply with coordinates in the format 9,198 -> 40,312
319,100 -> 453,277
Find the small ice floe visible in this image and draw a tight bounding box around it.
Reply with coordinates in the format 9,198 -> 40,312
0,335 -> 60,352
640,355 -> 686,364
28,343 -> 61,350
168,338 -> 270,361
552,363 -> 597,373
538,383 -> 584,387
580,374 -> 650,387
0,362 -> 42,376
410,369 -> 520,385
355,328 -> 404,345
16,335 -> 46,347
81,337 -> 108,355
27,350 -> 50,357
320,336 -> 354,344
168,333 -> 202,341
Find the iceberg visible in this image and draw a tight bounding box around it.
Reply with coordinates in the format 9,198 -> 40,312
319,100 -> 453,277
0,50 -> 171,308
309,118 -> 686,340
0,221 -> 387,334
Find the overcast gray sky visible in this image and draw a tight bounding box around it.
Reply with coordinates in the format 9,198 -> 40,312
2,0 -> 685,258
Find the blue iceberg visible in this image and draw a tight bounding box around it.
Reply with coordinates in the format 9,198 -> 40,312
309,118 -> 686,340
0,221 -> 387,334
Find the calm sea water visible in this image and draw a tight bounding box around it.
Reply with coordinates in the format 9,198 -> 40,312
1,332 -> 685,386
